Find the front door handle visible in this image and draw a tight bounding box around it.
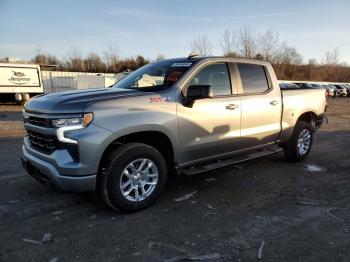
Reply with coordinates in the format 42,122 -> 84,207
270,100 -> 280,106
226,104 -> 239,110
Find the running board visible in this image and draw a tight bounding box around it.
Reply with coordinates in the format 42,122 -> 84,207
181,146 -> 282,176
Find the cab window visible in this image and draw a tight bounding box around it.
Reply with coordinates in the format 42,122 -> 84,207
238,63 -> 269,94
190,63 -> 231,96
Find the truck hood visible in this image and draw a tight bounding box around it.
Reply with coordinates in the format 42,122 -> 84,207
24,87 -> 146,114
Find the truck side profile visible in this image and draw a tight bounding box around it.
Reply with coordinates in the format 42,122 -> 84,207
21,56 -> 326,212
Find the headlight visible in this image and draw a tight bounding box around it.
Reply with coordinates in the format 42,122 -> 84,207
54,113 -> 93,144
52,113 -> 93,128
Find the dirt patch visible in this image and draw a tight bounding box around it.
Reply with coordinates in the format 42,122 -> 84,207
0,105 -> 25,137
0,104 -> 23,112
0,121 -> 25,137
323,98 -> 350,131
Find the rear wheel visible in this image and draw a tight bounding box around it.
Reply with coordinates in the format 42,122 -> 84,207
283,121 -> 314,162
99,143 -> 167,212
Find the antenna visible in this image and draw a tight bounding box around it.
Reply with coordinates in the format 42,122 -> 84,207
188,51 -> 199,59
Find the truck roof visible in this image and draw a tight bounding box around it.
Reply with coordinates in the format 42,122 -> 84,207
153,56 -> 272,67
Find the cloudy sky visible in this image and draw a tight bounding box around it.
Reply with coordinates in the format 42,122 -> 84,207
0,0 -> 349,63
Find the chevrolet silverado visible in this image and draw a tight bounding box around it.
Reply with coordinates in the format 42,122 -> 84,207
21,55 -> 327,212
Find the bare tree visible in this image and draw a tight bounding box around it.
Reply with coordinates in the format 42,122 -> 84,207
254,53 -> 264,60
25,25 -> 350,82
67,46 -> 84,71
220,29 -> 237,56
84,53 -> 105,72
274,42 -> 302,65
190,35 -> 212,56
33,46 -> 45,64
103,45 -> 119,71
32,47 -> 60,67
259,29 -> 280,62
136,55 -> 148,67
308,58 -> 317,65
323,48 -> 340,65
237,26 -> 258,59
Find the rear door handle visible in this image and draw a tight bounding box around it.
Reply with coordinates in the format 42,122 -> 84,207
226,104 -> 239,110
270,100 -> 280,106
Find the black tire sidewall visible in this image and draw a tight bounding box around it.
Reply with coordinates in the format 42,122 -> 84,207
105,144 -> 167,212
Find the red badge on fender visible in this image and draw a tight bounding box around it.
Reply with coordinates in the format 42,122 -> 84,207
150,97 -> 163,103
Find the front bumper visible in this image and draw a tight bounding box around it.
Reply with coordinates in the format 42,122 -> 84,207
21,145 -> 96,192
21,122 -> 113,192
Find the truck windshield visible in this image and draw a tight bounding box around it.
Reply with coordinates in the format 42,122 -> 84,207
112,60 -> 195,91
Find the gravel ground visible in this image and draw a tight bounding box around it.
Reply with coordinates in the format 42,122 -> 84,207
0,98 -> 349,262
0,105 -> 24,137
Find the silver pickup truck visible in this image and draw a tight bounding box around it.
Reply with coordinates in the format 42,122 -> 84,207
21,55 -> 326,212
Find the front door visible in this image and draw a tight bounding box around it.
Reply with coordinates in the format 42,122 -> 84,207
177,62 -> 241,164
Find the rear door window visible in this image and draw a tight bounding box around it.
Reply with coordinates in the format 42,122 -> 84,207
237,63 -> 269,94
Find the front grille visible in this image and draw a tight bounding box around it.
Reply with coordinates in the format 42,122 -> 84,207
26,130 -> 80,162
27,130 -> 57,154
28,116 -> 52,128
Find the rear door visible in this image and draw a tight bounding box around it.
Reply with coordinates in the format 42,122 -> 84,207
236,63 -> 282,149
177,62 -> 241,164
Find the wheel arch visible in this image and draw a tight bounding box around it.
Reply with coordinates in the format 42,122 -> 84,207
279,110 -> 318,144
296,111 -> 318,126
98,130 -> 177,179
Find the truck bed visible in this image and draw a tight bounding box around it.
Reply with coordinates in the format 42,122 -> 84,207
279,88 -> 327,142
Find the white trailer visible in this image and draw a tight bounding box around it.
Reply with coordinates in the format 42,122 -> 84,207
0,63 -> 43,102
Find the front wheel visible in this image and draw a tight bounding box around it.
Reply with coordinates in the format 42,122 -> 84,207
99,143 -> 167,212
283,121 -> 314,162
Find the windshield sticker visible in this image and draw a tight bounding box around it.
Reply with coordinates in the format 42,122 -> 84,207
171,62 -> 192,67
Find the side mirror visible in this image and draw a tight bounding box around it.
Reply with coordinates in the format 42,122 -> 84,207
186,85 -> 213,100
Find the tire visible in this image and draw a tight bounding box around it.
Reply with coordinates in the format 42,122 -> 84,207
99,143 -> 167,212
283,121 -> 314,162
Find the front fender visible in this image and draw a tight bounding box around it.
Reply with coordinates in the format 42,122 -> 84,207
99,123 -> 180,163
86,93 -> 180,165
